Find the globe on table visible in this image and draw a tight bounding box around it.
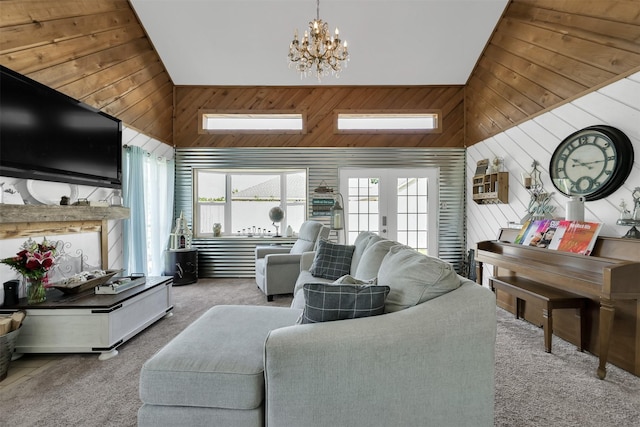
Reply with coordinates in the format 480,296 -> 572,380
269,207 -> 285,236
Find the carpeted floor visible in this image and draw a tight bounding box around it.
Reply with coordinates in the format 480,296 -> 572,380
1,278 -> 638,426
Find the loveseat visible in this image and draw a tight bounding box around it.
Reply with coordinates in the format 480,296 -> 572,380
138,232 -> 496,427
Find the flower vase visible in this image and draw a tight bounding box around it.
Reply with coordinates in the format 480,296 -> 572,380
24,276 -> 47,304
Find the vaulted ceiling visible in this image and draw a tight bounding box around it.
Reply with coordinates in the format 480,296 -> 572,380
1,0 -> 639,147
128,0 -> 509,86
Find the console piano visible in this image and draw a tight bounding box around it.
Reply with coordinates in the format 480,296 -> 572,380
476,229 -> 640,379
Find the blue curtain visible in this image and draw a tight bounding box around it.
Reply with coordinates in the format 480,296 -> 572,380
146,155 -> 175,275
123,146 -> 147,275
123,146 -> 175,276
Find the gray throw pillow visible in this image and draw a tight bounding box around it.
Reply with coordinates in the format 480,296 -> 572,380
300,283 -> 391,324
378,246 -> 461,312
309,239 -> 356,280
354,239 -> 399,281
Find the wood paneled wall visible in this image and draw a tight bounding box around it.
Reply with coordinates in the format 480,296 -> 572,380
174,86 -> 465,148
0,0 -> 173,143
466,0 -> 640,146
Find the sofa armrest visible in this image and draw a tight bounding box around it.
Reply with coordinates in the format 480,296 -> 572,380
299,251 -> 315,271
264,281 -> 496,427
264,253 -> 303,265
255,245 -> 292,258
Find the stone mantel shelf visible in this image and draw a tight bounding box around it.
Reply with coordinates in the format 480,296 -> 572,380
0,205 -> 130,224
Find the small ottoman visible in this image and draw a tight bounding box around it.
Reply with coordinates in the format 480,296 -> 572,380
138,305 -> 301,427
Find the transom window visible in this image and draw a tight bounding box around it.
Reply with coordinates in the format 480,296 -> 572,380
199,111 -> 305,133
194,169 -> 307,236
335,111 -> 441,133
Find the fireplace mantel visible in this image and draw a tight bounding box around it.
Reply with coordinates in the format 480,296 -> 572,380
0,205 -> 130,269
0,205 -> 129,224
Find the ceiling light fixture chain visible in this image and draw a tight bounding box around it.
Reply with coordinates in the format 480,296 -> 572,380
288,0 -> 349,81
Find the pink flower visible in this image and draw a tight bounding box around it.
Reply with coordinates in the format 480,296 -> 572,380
1,237 -> 58,279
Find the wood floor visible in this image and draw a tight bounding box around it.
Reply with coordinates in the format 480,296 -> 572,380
0,354 -> 63,392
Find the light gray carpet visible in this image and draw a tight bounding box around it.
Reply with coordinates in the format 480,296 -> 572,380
1,279 -> 638,427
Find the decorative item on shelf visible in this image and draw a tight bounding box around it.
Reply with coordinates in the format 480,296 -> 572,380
1,183 -> 24,205
616,187 -> 640,239
170,211 -> 193,249
269,206 -> 285,237
212,223 -> 222,237
288,0 -> 349,81
330,193 -> 345,231
0,237 -> 58,304
313,180 -> 334,194
489,157 -> 503,174
110,189 -> 123,207
72,198 -> 90,206
553,178 -> 585,221
24,276 -> 47,304
520,160 -> 555,224
3,280 -> 19,306
474,159 -> 489,176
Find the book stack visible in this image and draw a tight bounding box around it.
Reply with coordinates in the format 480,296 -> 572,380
514,219 -> 603,255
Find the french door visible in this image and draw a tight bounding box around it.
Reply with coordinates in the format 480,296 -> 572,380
339,168 -> 439,256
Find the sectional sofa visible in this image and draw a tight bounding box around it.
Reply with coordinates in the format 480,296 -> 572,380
138,231 -> 496,426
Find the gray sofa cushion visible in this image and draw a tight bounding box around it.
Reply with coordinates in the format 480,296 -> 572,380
289,221 -> 325,254
139,305 -> 300,410
349,231 -> 379,273
310,240 -> 356,280
300,283 -> 390,323
354,239 -> 399,281
378,246 -> 461,312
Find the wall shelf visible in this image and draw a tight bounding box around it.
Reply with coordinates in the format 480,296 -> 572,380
0,205 -> 130,269
472,172 -> 509,204
0,205 -> 129,223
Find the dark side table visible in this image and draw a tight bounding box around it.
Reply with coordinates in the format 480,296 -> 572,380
164,248 -> 198,285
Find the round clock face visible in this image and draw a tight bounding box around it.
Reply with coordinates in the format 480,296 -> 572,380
550,125 -> 634,201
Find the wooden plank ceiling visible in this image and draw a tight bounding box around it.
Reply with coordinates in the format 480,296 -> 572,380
1,1 -> 639,147
465,0 -> 640,145
0,0 -> 173,143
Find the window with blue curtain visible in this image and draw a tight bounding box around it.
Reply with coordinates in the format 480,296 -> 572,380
123,145 -> 175,276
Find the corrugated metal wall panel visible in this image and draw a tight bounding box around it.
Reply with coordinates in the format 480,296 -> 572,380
176,147 -> 466,277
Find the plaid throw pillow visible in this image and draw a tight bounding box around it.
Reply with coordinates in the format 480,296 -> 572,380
309,240 -> 356,280
300,283 -> 391,324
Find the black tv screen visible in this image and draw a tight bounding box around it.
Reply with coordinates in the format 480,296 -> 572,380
0,65 -> 122,189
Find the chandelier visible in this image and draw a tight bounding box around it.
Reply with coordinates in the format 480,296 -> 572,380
288,0 -> 349,81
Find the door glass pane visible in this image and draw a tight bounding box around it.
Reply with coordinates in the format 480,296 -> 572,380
346,177 -> 379,244
396,177 -> 429,253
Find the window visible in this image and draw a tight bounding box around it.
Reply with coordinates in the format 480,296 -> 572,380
335,111 -> 441,133
194,169 -> 307,236
199,111 -> 305,133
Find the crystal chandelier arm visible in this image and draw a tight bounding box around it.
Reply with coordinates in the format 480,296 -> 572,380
288,0 -> 349,81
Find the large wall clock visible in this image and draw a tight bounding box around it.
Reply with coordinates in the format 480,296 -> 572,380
550,125 -> 634,201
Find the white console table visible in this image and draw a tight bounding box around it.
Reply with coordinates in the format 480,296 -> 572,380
0,277 -> 173,360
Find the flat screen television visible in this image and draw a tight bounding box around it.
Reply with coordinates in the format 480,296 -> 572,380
0,65 -> 122,189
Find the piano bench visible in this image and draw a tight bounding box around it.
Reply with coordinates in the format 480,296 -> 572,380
490,276 -> 588,353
